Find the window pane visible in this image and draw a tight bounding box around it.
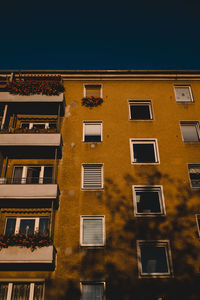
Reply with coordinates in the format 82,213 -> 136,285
130,105 -> 151,120
32,124 -> 46,129
11,283 -> 30,300
19,219 -> 35,235
175,86 -> 192,101
49,122 -> 57,129
82,283 -> 104,300
12,167 -> 23,184
86,85 -> 101,97
133,144 -> 156,163
5,218 -> 16,234
136,192 -> 161,213
140,246 -> 169,273
83,219 -> 103,245
43,166 -> 53,184
21,123 -> 29,129
39,218 -> 49,234
26,167 -> 41,184
0,283 -> 8,300
33,283 -> 44,300
181,125 -> 199,141
189,165 -> 200,187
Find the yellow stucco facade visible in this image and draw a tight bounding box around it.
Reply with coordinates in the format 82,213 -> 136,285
0,71 -> 200,299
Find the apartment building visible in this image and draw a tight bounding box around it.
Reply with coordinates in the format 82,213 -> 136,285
0,70 -> 200,300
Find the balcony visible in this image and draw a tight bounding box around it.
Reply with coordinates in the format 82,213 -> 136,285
0,178 -> 58,199
0,128 -> 61,147
0,245 -> 56,269
0,92 -> 64,103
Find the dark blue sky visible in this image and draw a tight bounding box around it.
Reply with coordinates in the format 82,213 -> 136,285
1,0 -> 200,70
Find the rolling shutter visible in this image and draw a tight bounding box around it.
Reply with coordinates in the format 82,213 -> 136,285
83,164 -> 103,189
82,218 -> 103,245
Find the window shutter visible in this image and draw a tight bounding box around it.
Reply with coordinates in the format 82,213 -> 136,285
82,218 -> 103,245
83,164 -> 103,189
82,284 -> 104,300
85,124 -> 101,136
85,85 -> 101,97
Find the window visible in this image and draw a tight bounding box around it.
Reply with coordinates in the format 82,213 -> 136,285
188,164 -> 200,188
180,122 -> 200,142
137,241 -> 172,277
0,281 -> 44,300
129,101 -> 153,120
80,216 -> 105,246
5,217 -> 49,235
82,164 -> 103,189
12,165 -> 53,184
132,186 -> 165,216
174,86 -> 193,102
84,85 -> 102,98
196,215 -> 200,236
81,282 -> 105,300
130,139 -> 159,164
21,122 -> 57,130
83,122 -> 102,142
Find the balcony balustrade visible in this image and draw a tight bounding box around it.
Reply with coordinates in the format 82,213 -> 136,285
0,92 -> 64,102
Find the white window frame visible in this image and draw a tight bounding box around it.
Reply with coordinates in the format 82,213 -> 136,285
128,100 -> 153,120
83,84 -> 103,98
80,281 -> 106,300
132,185 -> 165,216
12,165 -> 52,184
196,214 -> 200,237
20,122 -> 54,129
130,139 -> 160,164
83,121 -> 103,142
174,85 -> 193,102
180,121 -> 200,142
81,163 -> 104,190
80,216 -> 105,247
4,217 -> 49,234
137,240 -> 173,278
0,280 -> 45,300
188,163 -> 200,189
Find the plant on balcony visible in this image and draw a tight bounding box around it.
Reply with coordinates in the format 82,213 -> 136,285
0,233 -> 53,252
82,96 -> 103,108
7,76 -> 64,96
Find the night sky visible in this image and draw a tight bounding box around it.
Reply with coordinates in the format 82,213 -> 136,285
1,0 -> 200,70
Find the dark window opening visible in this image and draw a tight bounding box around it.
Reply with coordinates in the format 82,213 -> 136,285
136,191 -> 161,213
130,105 -> 151,120
140,245 -> 169,274
133,144 -> 156,163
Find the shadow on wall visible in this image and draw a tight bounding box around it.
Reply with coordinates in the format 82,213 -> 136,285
46,168 -> 200,300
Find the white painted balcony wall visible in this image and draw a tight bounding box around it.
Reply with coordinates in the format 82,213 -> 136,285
0,184 -> 58,199
0,245 -> 55,263
0,92 -> 64,102
0,133 -> 61,146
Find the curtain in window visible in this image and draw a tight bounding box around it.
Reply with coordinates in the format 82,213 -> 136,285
12,167 -> 23,184
11,283 -> 30,300
83,219 -> 103,245
33,283 -> 44,300
82,284 -> 104,300
0,283 -> 8,300
39,218 -> 49,234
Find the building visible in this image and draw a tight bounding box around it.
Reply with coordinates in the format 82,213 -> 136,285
0,70 -> 200,299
